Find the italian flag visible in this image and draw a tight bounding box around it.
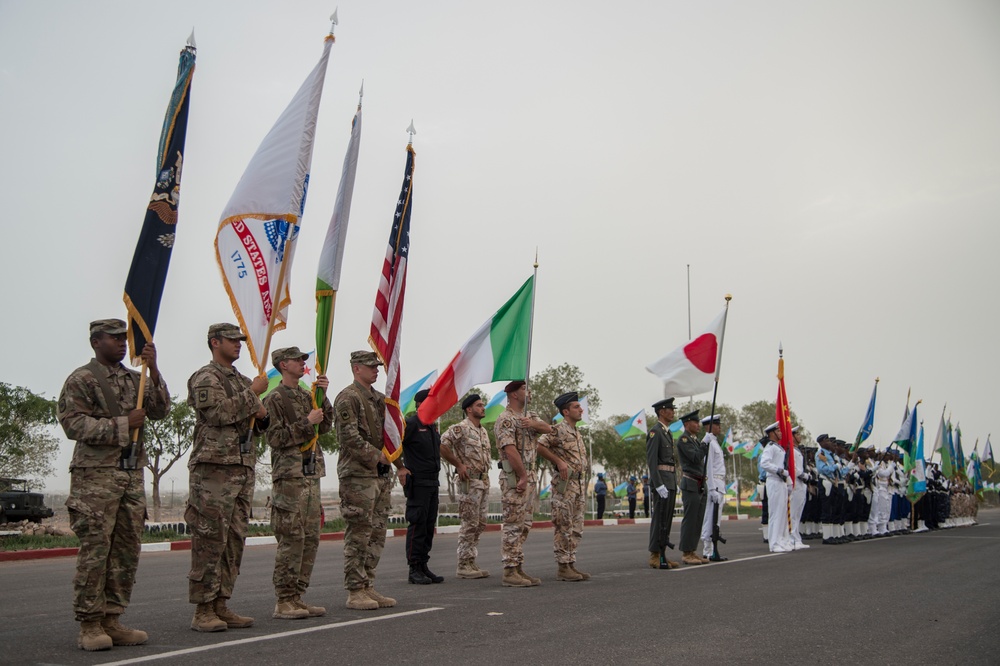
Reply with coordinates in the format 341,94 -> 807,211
417,276 -> 534,424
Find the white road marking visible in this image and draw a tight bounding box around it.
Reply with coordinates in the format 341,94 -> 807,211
97,607 -> 443,665
666,552 -> 784,571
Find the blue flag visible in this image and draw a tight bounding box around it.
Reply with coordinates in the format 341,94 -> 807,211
853,379 -> 878,451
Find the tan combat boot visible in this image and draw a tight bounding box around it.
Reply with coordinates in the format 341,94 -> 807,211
457,559 -> 487,579
501,566 -> 533,587
649,551 -> 661,568
569,563 -> 591,581
470,560 -> 491,578
293,595 -> 327,617
346,588 -> 378,610
682,551 -> 704,566
101,614 -> 148,645
556,563 -> 584,581
273,598 -> 309,619
516,564 -> 541,586
364,587 -> 397,608
77,620 -> 113,651
190,603 -> 227,632
215,598 -> 254,628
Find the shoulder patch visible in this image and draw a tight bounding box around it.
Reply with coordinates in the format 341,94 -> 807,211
196,389 -> 209,405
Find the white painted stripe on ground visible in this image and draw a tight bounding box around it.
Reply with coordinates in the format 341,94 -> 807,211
245,536 -> 277,546
665,552 -> 784,571
98,607 -> 444,666
603,519 -> 619,526
139,542 -> 170,553
435,525 -> 460,534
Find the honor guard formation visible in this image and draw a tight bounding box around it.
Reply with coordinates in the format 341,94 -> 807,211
57,320 -> 983,651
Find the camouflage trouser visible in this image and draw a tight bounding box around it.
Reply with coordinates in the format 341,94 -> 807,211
499,475 -> 535,567
271,477 -> 321,599
340,475 -> 394,590
550,478 -> 584,564
66,467 -> 146,621
186,463 -> 254,604
457,479 -> 489,562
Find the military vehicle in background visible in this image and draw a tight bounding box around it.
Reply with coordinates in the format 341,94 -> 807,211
0,478 -> 54,523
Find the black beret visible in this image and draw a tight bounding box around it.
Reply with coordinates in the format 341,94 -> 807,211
461,393 -> 481,410
415,389 -> 430,404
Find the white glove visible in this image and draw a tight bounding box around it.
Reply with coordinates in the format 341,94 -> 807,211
709,489 -> 723,503
656,484 -> 669,499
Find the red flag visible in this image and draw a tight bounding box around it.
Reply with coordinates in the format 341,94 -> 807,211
368,144 -> 414,463
776,355 -> 795,485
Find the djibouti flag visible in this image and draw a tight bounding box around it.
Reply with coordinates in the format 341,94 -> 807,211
614,410 -> 648,440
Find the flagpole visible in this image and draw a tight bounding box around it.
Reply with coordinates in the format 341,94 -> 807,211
524,249 -> 539,392
705,294 -> 731,452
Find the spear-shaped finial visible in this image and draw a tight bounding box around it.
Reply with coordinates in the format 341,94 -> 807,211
330,8 -> 339,34
186,28 -> 197,50
407,119 -> 416,144
534,247 -> 539,269
779,342 -> 784,358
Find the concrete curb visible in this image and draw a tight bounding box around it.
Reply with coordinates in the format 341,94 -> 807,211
0,515 -> 756,562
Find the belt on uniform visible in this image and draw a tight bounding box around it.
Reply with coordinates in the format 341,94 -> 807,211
657,464 -> 675,472
468,470 -> 489,481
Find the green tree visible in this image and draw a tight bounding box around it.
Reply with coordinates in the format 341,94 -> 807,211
144,396 -> 194,521
591,414 -> 650,485
528,363 -> 602,423
0,383 -> 59,487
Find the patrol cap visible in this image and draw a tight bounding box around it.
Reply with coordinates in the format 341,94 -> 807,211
597,472 -> 604,478
642,474 -> 648,479
554,391 -> 579,411
680,409 -> 700,423
350,350 -> 381,367
504,380 -> 526,393
461,393 -> 480,410
207,323 -> 246,341
415,389 -> 431,404
90,319 -> 127,336
652,398 -> 675,412
700,414 -> 721,425
764,421 -> 780,433
630,475 -> 637,481
271,346 -> 309,368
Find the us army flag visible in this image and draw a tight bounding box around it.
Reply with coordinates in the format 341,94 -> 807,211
123,40 -> 196,363
214,32 -> 334,372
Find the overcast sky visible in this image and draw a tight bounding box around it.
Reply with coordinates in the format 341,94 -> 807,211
2,1 -> 998,493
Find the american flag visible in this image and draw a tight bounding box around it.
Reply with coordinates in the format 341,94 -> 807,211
368,143 -> 414,462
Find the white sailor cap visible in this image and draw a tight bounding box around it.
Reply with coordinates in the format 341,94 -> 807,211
764,421 -> 780,433
700,414 -> 721,425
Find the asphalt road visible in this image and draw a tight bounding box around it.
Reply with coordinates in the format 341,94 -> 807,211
3,510 -> 998,666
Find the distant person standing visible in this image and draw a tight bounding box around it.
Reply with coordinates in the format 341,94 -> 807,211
699,414 -> 727,561
401,389 -> 444,585
537,391 -> 591,582
186,323 -> 268,632
440,393 -> 493,580
263,346 -> 333,619
58,319 -> 170,651
647,398 -> 679,570
642,475 -> 651,518
627,476 -> 638,519
759,422 -> 793,553
594,473 -> 608,519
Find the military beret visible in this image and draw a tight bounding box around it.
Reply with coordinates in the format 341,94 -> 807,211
680,409 -> 700,423
207,322 -> 246,340
415,389 -> 431,404
764,421 -> 780,433
350,350 -> 382,367
90,319 -> 127,336
554,391 -> 579,410
272,346 -> 309,368
700,414 -> 721,425
460,393 -> 480,410
504,380 -> 526,393
652,398 -> 675,411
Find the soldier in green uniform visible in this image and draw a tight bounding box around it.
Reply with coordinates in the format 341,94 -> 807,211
646,398 -> 679,569
264,346 -> 333,620
334,350 -> 409,610
677,409 -> 709,565
58,319 -> 170,651
186,323 -> 268,632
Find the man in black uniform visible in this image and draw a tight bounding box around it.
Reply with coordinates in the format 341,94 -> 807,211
677,409 -> 709,565
402,390 -> 443,584
647,398 -> 679,569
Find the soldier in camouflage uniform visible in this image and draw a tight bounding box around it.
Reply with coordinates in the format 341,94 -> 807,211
440,393 -> 493,579
58,319 -> 170,651
185,323 -> 268,632
494,380 -> 552,587
537,391 -> 591,582
335,350 -> 409,610
264,346 -> 333,620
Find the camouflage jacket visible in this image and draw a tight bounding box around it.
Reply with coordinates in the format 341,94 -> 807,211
494,408 -> 540,471
186,361 -> 262,469
264,383 -> 333,481
58,359 -> 170,469
334,381 -> 385,479
441,418 -> 492,478
538,420 -> 588,475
